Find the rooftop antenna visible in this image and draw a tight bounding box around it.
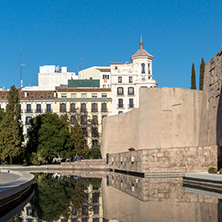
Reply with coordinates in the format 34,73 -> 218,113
20,54 -> 25,88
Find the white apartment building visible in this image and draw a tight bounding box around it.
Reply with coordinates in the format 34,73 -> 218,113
111,37 -> 157,115
23,65 -> 78,91
78,66 -> 111,88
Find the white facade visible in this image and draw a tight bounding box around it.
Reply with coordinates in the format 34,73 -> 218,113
37,65 -> 77,90
111,37 -> 157,115
78,66 -> 111,88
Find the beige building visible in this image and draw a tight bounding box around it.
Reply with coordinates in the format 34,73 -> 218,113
56,88 -> 112,147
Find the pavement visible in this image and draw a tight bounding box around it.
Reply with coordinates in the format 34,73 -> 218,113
0,170 -> 34,201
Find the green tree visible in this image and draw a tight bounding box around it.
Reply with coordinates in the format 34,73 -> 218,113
26,113 -> 73,164
70,123 -> 88,157
0,86 -> 23,164
87,145 -> 102,159
0,108 -> 6,123
190,63 -> 196,89
199,57 -> 205,90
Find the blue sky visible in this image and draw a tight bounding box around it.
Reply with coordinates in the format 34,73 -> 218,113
0,0 -> 222,90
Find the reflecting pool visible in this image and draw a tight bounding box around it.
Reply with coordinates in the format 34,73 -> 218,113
5,172 -> 222,222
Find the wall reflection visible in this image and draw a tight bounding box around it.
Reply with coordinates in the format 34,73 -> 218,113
102,172 -> 219,222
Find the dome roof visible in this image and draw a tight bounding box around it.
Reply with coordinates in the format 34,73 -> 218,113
130,36 -> 154,61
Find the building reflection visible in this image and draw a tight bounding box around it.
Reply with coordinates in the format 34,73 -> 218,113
9,172 -> 222,222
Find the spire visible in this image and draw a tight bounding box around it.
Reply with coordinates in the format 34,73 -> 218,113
140,34 -> 143,49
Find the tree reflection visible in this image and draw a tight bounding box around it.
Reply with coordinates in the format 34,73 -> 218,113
29,174 -> 101,222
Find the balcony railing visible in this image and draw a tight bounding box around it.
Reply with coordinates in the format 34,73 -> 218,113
35,109 -> 42,113
101,108 -> 108,112
81,108 -> 87,113
25,121 -> 31,125
25,109 -> 33,113
117,105 -> 124,109
60,109 -> 66,113
91,109 -> 98,112
128,104 -> 134,108
46,109 -> 52,113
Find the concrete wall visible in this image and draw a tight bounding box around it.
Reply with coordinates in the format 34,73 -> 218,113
101,87 -> 202,157
199,48 -> 222,147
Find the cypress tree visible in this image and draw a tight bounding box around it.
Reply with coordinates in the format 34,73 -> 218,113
0,86 -> 23,164
199,58 -> 205,90
191,63 -> 196,89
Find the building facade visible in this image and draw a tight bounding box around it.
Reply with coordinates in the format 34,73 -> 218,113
111,37 -> 157,115
78,66 -> 111,89
56,88 -> 112,147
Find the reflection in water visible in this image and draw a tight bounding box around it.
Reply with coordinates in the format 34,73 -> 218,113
103,173 -> 219,222
8,172 -> 222,222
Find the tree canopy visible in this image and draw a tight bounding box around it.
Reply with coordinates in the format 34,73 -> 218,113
199,57 -> 205,90
190,63 -> 196,89
0,86 -> 23,164
26,113 -> 73,164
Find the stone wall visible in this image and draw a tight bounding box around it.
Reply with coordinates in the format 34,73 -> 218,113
199,48 -> 222,147
109,145 -> 217,173
101,88 -> 202,157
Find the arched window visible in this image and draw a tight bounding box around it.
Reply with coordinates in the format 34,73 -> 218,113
141,63 -> 145,73
101,103 -> 107,112
128,87 -> 134,95
92,103 -> 98,112
60,103 -> 66,112
81,103 -> 86,112
70,103 -> 75,112
117,87 -> 124,95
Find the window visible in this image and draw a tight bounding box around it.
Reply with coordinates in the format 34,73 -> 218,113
102,84 -> 106,88
93,218 -> 99,222
118,99 -> 123,108
92,193 -> 100,203
129,76 -> 133,83
102,115 -> 107,119
117,87 -> 124,95
81,103 -> 86,112
148,63 -> 150,74
91,103 -> 98,112
81,93 -> 87,98
61,93 -> 67,98
128,87 -> 134,95
26,207 -> 32,216
101,103 -> 107,112
142,77 -> 145,81
60,103 -> 66,112
71,115 -> 76,124
92,115 -> 98,124
36,104 -> 41,113
92,127 -> 98,137
118,111 -> 123,114
93,206 -> 99,215
46,104 -> 51,112
129,99 -> 134,108
141,63 -> 145,73
82,207 -> 88,216
26,104 -> 32,113
92,139 -> 98,147
81,115 -> 87,125
84,139 -> 87,148
103,74 -> 109,79
118,76 -> 122,83
92,93 -> 97,98
71,93 -> 76,98
70,103 -> 75,112
26,116 -> 32,125
102,93 -> 107,98
82,127 -> 87,136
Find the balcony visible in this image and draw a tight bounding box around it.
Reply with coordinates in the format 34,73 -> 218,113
46,109 -> 52,113
25,121 -> 31,125
25,109 -> 33,113
35,109 -> 42,113
60,109 -> 66,113
117,105 -> 124,109
128,104 -> 135,109
81,108 -> 87,113
101,108 -> 108,112
91,109 -> 98,113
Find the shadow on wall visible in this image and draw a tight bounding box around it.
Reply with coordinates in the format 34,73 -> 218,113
217,82 -> 222,169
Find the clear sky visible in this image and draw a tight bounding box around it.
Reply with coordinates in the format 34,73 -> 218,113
0,0 -> 222,90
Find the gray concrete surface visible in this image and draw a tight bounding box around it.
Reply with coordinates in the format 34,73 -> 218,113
0,170 -> 34,201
